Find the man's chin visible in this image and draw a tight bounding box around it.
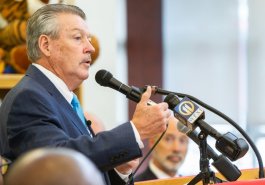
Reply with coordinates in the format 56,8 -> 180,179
80,71 -> 89,80
164,161 -> 182,172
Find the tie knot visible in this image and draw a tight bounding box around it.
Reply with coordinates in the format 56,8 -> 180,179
71,94 -> 80,107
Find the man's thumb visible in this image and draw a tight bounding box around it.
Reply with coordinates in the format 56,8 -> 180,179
139,86 -> 151,104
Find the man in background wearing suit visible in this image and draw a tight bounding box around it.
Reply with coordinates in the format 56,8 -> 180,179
135,117 -> 189,181
0,3 -> 171,185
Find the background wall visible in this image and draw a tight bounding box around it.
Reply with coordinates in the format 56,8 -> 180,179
76,0 -> 265,177
163,0 -> 248,175
163,0 -> 265,175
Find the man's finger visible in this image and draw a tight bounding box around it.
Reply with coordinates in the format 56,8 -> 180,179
139,86 -> 151,104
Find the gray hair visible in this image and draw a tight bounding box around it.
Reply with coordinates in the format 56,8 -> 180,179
26,4 -> 86,62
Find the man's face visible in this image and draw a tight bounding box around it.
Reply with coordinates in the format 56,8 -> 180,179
150,119 -> 189,176
46,13 -> 95,90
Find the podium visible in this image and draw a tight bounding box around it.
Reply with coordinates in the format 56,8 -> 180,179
216,178 -> 265,185
135,168 -> 265,185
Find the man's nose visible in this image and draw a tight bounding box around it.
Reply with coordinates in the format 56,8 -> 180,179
171,139 -> 183,151
84,39 -> 95,54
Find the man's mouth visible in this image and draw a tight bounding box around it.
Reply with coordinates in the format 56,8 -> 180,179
81,59 -> 91,65
167,155 -> 182,163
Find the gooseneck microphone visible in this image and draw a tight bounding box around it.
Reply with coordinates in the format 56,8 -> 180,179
95,69 -> 143,103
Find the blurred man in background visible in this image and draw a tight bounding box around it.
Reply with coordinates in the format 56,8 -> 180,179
135,117 -> 189,181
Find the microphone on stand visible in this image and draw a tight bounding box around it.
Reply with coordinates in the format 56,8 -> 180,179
95,69 -> 242,181
95,69 -> 248,161
164,93 -> 249,161
184,128 -> 241,181
95,69 -> 156,105
95,69 -> 142,102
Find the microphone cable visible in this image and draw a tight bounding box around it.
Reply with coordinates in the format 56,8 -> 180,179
126,125 -> 168,185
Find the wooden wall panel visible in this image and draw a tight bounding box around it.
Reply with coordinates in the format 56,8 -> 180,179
127,0 -> 163,118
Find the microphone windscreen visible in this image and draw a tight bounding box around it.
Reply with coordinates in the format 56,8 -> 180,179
95,69 -> 113,86
164,93 -> 180,110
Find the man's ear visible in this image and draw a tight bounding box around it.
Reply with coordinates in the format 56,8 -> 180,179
38,35 -> 51,56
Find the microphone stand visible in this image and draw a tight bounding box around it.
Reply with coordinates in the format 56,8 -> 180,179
187,130 -> 241,182
187,131 -> 223,185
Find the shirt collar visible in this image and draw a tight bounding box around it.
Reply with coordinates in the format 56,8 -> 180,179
32,63 -> 73,104
149,159 -> 180,179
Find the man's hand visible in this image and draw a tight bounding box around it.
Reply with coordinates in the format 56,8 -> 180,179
115,158 -> 139,175
131,86 -> 171,140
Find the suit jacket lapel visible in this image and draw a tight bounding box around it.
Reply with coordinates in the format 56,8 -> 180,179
25,65 -> 89,135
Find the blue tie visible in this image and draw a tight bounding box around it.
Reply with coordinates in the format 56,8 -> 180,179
71,94 -> 86,127
71,94 -> 93,137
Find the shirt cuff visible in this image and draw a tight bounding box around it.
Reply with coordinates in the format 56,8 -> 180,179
130,121 -> 144,149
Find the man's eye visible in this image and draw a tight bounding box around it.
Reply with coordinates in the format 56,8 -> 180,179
74,36 -> 82,40
164,136 -> 174,143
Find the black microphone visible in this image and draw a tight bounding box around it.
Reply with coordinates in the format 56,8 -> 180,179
95,69 -> 143,102
164,93 -> 249,161
186,129 -> 241,181
95,69 -> 156,105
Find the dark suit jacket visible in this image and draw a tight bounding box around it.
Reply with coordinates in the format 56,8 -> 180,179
135,165 -> 183,182
134,166 -> 157,182
0,65 -> 142,185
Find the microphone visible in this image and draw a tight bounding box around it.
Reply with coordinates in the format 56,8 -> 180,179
95,69 -> 156,105
164,93 -> 249,161
185,129 -> 241,181
95,69 -> 142,102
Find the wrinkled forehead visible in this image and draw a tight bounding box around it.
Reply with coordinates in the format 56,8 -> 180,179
56,13 -> 91,34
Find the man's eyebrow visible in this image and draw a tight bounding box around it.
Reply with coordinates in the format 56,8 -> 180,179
164,133 -> 175,137
71,28 -> 82,32
71,28 -> 91,37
